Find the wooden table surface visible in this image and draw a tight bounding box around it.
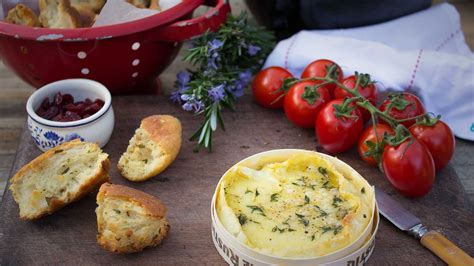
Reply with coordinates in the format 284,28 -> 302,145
0,1 -> 473,264
1,95 -> 473,265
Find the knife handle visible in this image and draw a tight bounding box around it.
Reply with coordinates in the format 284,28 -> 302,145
420,231 -> 473,265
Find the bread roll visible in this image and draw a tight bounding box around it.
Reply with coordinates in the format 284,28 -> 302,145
5,4 -> 41,27
118,115 -> 182,181
39,0 -> 81,28
96,183 -> 170,253
9,139 -> 110,219
149,0 -> 160,10
76,6 -> 97,27
70,0 -> 105,13
126,0 -> 150,9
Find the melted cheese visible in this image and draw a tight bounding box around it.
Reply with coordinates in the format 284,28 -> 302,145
216,152 -> 374,258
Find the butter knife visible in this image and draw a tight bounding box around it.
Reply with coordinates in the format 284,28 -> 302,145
375,187 -> 473,265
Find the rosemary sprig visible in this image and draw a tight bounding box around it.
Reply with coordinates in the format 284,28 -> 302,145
171,13 -> 275,151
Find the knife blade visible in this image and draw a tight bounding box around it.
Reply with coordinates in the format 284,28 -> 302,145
375,187 -> 424,234
375,187 -> 473,265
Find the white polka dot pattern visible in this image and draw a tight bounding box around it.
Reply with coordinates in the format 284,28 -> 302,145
77,51 -> 87,59
132,42 -> 140,50
81,68 -> 90,75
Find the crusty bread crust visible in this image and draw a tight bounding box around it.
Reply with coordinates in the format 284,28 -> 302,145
9,139 -> 110,220
76,6 -> 97,27
118,115 -> 182,181
97,183 -> 166,218
39,0 -> 81,28
149,0 -> 161,10
126,0 -> 150,9
5,4 -> 41,27
141,115 -> 182,160
96,183 -> 170,253
70,0 -> 105,13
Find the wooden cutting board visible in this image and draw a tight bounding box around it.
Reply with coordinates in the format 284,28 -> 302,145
1,95 -> 473,265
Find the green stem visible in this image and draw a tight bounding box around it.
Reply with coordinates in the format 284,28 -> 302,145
395,113 -> 427,123
281,72 -> 428,132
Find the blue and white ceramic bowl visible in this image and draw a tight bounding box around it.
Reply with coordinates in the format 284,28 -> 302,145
26,79 -> 114,152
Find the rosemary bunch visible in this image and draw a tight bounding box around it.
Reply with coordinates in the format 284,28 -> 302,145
170,13 -> 275,151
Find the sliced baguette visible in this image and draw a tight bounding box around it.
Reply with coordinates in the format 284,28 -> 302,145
9,139 -> 110,219
118,115 -> 182,181
96,183 -> 170,253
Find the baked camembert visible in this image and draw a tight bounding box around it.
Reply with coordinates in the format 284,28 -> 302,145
216,152 -> 374,258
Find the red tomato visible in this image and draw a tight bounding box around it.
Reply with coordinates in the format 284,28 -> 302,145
382,138 -> 435,197
357,124 -> 394,166
316,99 -> 364,154
301,59 -> 343,96
252,67 -> 293,109
334,75 -> 378,122
379,92 -> 425,128
409,120 -> 455,171
284,81 -> 332,128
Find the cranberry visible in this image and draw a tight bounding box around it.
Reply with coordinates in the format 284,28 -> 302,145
62,94 -> 74,104
40,98 -> 50,109
94,99 -> 105,107
82,103 -> 102,115
54,92 -> 63,105
63,111 -> 82,121
35,92 -> 104,122
42,105 -> 59,119
52,113 -> 64,121
65,103 -> 84,112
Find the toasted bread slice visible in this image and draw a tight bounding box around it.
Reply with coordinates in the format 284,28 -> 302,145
118,115 -> 181,181
9,139 -> 110,219
5,4 -> 41,27
96,183 -> 170,253
39,0 -> 81,28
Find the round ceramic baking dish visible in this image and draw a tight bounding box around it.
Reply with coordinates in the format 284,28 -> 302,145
210,149 -> 378,265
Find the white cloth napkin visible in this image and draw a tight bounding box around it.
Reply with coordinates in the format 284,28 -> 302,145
264,3 -> 474,141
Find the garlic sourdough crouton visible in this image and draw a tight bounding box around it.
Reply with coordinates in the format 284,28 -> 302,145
5,4 -> 41,27
9,139 -> 110,219
96,183 -> 170,253
118,115 -> 182,181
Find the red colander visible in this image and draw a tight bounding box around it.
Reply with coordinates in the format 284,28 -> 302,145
0,0 -> 230,94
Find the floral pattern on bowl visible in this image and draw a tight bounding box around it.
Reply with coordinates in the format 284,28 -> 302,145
28,123 -> 85,150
